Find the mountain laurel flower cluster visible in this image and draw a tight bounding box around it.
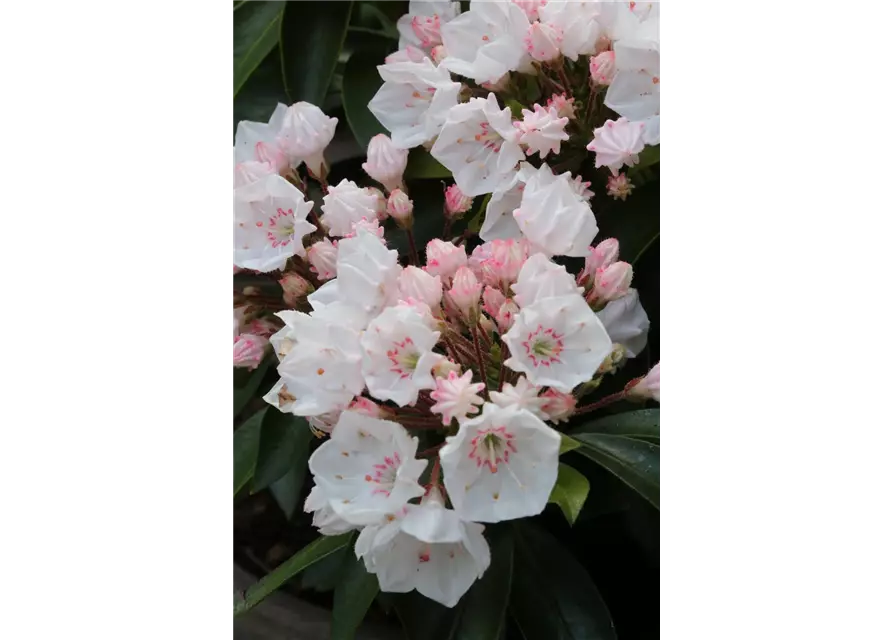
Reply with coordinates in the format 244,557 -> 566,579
234,0 -> 659,610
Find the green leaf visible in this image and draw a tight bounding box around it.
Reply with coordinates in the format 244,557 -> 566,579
596,179 -> 659,266
466,194 -> 491,234
559,433 -> 581,455
234,409 -> 266,496
234,533 -> 353,616
301,544 -> 351,592
280,0 -> 353,105
574,433 -> 659,508
331,554 -> 381,640
394,591 -> 462,640
234,356 -> 273,417
251,411 -> 309,492
233,47 -> 290,134
549,463 -> 590,525
510,522 -> 617,640
453,526 -> 514,639
342,42 -> 390,148
506,99 -> 524,119
405,148 -> 451,179
233,1 -> 285,97
572,409 -> 659,442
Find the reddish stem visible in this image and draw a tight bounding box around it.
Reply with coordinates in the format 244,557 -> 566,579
574,390 -> 627,416
421,442 -> 446,457
406,228 -> 419,266
471,324 -> 490,400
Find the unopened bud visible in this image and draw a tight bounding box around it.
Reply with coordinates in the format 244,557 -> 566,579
606,173 -> 635,201
591,261 -> 632,305
482,286 -> 507,319
233,334 -> 269,369
590,51 -> 616,86
625,362 -> 660,402
430,45 -> 448,65
447,266 -> 482,321
366,187 -> 389,221
444,184 -> 473,219
387,189 -> 414,228
540,388 -> 576,423
279,273 -> 313,306
362,134 -> 408,193
496,299 -> 519,333
582,238 -> 620,284
307,238 -> 338,281
524,21 -> 562,62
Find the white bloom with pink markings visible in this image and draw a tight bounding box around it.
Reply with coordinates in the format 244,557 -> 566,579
430,369 -> 486,425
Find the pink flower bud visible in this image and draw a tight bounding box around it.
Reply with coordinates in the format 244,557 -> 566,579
307,238 -> 338,281
366,187 -> 389,221
432,356 -> 462,378
482,286 -> 507,319
233,333 -> 269,369
348,396 -> 385,418
362,134 -> 408,192
387,189 -> 414,228
590,51 -> 617,86
410,13 -> 443,48
496,299 -> 519,333
626,362 -> 660,402
512,0 -> 547,20
582,238 -> 620,283
398,266 -> 443,310
385,46 -> 428,64
546,93 -> 576,120
279,273 -> 313,306
524,21 -> 563,62
430,45 -> 447,65
425,239 -> 468,280
471,239 -> 532,289
246,317 -> 280,338
607,173 -> 635,201
447,266 -> 482,320
540,388 -> 577,423
593,261 -> 633,303
444,184 -> 473,219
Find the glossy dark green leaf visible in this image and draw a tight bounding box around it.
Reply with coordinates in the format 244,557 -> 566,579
559,433 -> 581,455
233,1 -> 285,97
453,526 -> 513,639
548,463 -> 591,525
280,1 -> 353,105
574,433 -> 659,508
253,411 -> 312,493
234,532 -> 353,616
405,148 -> 451,179
394,591 -> 461,640
387,180 -> 448,258
234,408 -> 267,496
342,41 -> 390,148
466,194 -> 491,233
510,522 -> 617,640
233,49 -> 290,136
572,409 -> 659,442
331,554 -> 381,640
596,179 -> 659,266
234,356 -> 274,416
301,543 -> 351,592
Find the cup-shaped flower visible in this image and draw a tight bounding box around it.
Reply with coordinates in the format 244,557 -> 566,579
596,289 -> 650,357
538,0 -> 602,60
336,228 -> 402,318
605,31 -> 660,121
321,179 -> 382,237
587,117 -> 646,175
511,253 -> 582,308
234,103 -> 289,174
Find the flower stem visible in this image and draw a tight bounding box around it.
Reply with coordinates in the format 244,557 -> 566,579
497,342 -> 508,391
574,390 -> 627,416
421,442 -> 446,457
406,228 -> 419,266
443,217 -> 453,241
471,324 -> 490,400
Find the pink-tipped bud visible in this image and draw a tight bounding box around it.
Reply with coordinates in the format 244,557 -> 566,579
625,362 -> 660,402
607,173 -> 635,201
366,187 -> 389,221
279,273 -> 313,306
524,21 -> 563,62
583,238 -> 620,283
540,388 -> 577,423
512,0 -> 547,20
590,51 -> 617,86
410,13 -> 443,48
348,396 -> 385,418
233,334 -> 269,369
430,45 -> 447,65
425,239 -> 468,280
496,299 -> 519,333
546,93 -> 576,120
447,266 -> 482,320
432,357 -> 462,378
398,266 -> 443,310
362,134 -> 408,192
307,238 -> 338,281
482,286 -> 507,319
592,261 -> 633,304
387,189 -> 414,228
444,184 -> 473,219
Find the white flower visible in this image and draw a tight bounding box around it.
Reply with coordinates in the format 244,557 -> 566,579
361,305 -> 442,406
440,0 -> 531,85
304,485 -> 358,536
398,266 -> 443,310
363,134 -> 409,192
503,293 -> 612,392
396,0 -> 461,52
276,102 -> 338,176
424,238 -> 468,280
439,403 -> 560,523
336,228 -> 402,317
490,376 -> 547,418
234,103 -> 289,173
512,0 -> 547,21
308,411 -> 428,525
587,117 -> 646,175
234,159 -> 276,189
321,179 -> 380,237
307,237 -> 338,281
430,369 -> 486,425
355,488 -> 490,607
263,306 -> 366,415
515,104 -> 569,158
234,174 -> 316,272
538,0 -> 602,60
431,94 -> 525,197
524,21 -> 562,62
307,408 -> 344,435
643,115 -> 660,145
589,50 -> 616,85
479,164 -> 534,242
596,289 -> 650,358
512,163 -> 598,257
385,46 -> 430,64
604,17 -> 660,121
627,362 -> 659,402
511,253 -> 582,308
369,58 -> 462,150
